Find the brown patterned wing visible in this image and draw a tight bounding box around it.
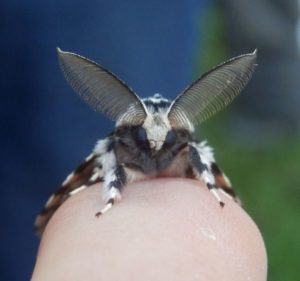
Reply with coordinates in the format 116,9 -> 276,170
34,154 -> 102,236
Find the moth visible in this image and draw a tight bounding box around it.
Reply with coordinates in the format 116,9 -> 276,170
35,48 -> 257,236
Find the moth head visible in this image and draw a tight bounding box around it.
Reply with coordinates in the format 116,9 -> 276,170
139,94 -> 173,151
57,48 -> 257,152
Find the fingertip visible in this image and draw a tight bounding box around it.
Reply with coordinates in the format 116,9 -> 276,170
32,179 -> 267,281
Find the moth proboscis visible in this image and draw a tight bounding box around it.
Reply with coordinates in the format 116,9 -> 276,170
35,48 -> 257,236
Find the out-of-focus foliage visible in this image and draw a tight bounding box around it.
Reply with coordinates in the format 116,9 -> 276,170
199,115 -> 300,281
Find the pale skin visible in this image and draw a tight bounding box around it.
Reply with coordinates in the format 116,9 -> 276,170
31,178 -> 267,281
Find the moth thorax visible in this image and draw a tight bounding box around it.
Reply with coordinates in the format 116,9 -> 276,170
142,113 -> 171,151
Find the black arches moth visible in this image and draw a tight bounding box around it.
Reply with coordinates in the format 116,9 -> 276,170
35,48 -> 257,236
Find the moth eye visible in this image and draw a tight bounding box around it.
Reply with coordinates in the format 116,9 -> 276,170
136,127 -> 148,142
134,127 -> 150,149
164,130 -> 176,147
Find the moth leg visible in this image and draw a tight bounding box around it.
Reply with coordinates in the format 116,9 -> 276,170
211,163 -> 241,205
95,165 -> 126,217
189,144 -> 225,207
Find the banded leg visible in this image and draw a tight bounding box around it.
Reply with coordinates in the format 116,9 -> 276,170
189,145 -> 225,207
211,163 -> 241,204
95,165 -> 127,217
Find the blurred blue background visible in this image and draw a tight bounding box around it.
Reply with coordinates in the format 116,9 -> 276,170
1,0 -> 208,279
1,0 -> 300,280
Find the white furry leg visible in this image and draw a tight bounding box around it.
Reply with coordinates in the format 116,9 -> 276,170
95,166 -> 125,217
189,144 -> 225,207
95,187 -> 122,217
207,184 -> 225,207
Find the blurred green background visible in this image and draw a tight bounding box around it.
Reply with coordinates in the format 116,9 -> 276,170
200,117 -> 300,281
196,4 -> 300,280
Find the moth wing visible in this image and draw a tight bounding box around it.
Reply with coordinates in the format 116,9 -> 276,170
168,51 -> 257,129
34,154 -> 101,236
57,48 -> 147,125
